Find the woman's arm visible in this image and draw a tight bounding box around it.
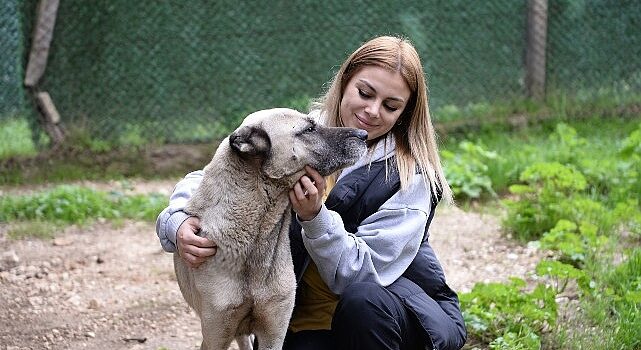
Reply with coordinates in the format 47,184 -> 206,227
155,170 -> 205,251
296,170 -> 432,294
155,170 -> 217,268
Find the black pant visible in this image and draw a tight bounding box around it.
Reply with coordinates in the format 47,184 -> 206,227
282,281 -> 426,350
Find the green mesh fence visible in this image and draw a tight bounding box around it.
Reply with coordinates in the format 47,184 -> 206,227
2,0 -> 640,145
547,0 -> 641,96
0,0 -> 25,119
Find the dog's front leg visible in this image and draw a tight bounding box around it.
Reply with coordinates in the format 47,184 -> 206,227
199,306 -> 236,350
251,291 -> 295,350
197,278 -> 247,350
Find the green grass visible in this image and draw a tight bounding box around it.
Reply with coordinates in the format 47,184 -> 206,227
442,115 -> 641,197
6,220 -> 59,240
0,185 -> 168,234
0,116 -> 38,158
433,89 -> 641,125
549,248 -> 641,349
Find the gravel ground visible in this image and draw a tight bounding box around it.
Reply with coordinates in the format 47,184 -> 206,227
0,180 -> 545,350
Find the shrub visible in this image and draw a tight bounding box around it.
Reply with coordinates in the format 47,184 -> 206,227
442,141 -> 499,200
503,162 -> 588,241
538,220 -> 609,267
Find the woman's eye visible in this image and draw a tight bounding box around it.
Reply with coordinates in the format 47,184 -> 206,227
385,104 -> 399,112
358,89 -> 371,98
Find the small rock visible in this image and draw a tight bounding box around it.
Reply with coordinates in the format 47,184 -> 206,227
0,271 -> 10,281
88,299 -> 101,309
67,294 -> 82,306
0,250 -> 20,271
53,237 -> 74,246
85,331 -> 96,338
26,265 -> 38,276
483,265 -> 496,273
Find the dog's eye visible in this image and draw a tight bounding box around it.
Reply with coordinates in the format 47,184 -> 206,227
305,125 -> 316,133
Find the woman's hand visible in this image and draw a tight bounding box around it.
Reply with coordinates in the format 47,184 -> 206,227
289,166 -> 326,221
177,216 -> 217,268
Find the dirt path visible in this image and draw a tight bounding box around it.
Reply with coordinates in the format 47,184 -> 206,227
0,181 -> 544,350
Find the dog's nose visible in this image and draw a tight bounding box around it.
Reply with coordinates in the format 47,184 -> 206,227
352,129 -> 368,141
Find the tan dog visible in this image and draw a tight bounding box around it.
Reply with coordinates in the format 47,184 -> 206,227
174,108 -> 367,350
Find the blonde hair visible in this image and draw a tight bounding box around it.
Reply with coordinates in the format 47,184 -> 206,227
316,35 -> 453,204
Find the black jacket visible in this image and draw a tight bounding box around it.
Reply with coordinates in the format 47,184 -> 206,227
289,159 -> 467,350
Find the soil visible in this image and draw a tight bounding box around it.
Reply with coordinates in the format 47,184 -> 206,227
0,180 -> 546,350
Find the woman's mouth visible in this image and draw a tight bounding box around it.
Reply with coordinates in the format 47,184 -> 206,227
354,114 -> 377,128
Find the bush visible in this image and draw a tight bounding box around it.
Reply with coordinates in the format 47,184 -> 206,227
442,141 -> 499,200
503,162 -> 588,240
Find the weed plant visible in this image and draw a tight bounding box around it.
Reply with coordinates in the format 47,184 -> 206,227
441,141 -> 499,200
460,277 -> 557,349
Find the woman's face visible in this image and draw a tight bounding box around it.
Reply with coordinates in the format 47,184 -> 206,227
339,66 -> 411,140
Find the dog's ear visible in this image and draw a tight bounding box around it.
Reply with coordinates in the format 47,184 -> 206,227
229,125 -> 271,157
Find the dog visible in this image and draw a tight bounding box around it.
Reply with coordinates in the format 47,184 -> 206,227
174,108 -> 368,350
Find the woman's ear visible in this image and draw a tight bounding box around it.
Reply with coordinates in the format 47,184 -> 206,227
229,125 -> 271,157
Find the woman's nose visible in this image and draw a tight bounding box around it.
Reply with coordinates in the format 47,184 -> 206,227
365,101 -> 381,118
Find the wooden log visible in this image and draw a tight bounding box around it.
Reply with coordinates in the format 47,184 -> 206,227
24,0 -> 60,87
35,91 -> 65,144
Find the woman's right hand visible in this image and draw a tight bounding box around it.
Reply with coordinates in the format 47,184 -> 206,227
177,216 -> 217,268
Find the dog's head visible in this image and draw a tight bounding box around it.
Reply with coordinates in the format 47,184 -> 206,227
229,108 -> 367,184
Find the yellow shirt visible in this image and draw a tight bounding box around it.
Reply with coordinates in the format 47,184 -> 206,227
288,175 -> 339,332
289,261 -> 339,332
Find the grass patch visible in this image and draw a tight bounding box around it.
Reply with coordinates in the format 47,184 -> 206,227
0,116 -> 38,158
0,142 -> 215,186
434,89 -> 641,126
0,185 -> 169,233
6,221 -> 59,240
548,248 -> 641,349
443,115 -> 641,197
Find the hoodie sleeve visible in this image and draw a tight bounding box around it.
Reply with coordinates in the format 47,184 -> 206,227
300,174 -> 432,294
155,170 -> 204,252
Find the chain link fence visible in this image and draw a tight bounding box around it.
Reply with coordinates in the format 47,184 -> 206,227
1,0 -> 640,146
547,0 -> 641,96
0,0 -> 25,119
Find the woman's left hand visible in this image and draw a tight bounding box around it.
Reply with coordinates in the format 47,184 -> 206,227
289,165 -> 326,221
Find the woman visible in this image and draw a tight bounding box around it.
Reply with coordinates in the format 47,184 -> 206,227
156,35 -> 466,350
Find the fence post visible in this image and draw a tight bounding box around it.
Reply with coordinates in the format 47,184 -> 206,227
24,0 -> 65,145
24,0 -> 58,87
525,0 -> 548,100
